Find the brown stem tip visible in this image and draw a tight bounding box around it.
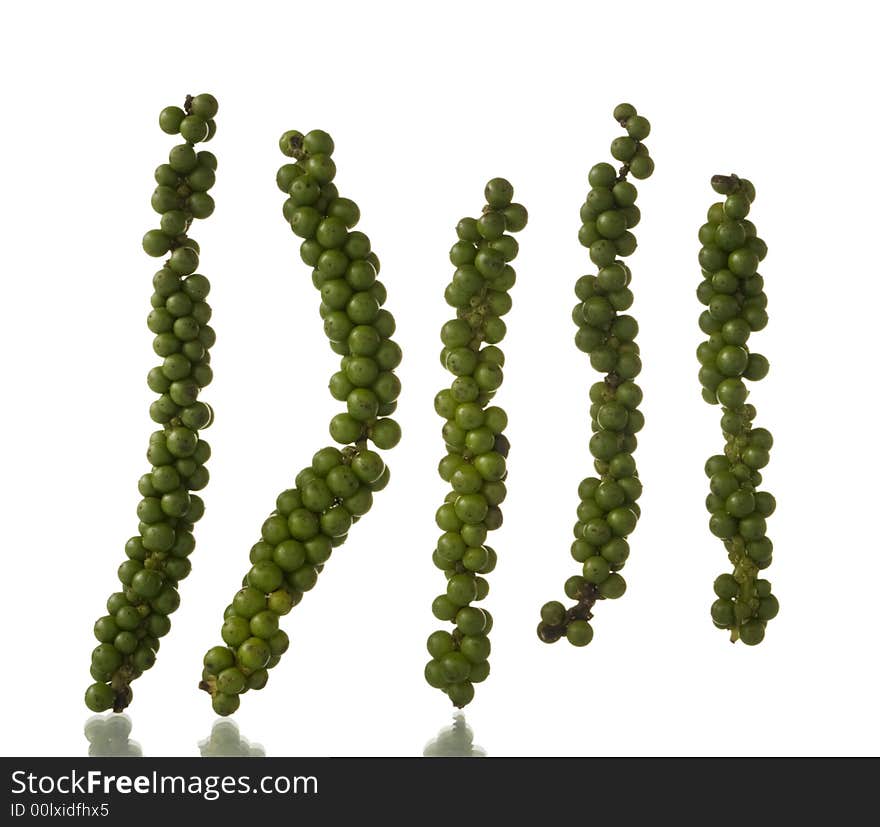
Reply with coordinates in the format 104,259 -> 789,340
711,174 -> 742,195
112,686 -> 133,713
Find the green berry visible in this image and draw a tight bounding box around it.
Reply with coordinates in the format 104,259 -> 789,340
278,130 -> 303,157
625,115 -> 650,141
540,601 -> 566,627
440,652 -> 471,682
739,620 -> 766,646
447,681 -> 475,708
459,635 -> 490,664
566,620 -> 594,647
711,599 -> 736,627
484,177 -> 514,208
610,136 -> 637,162
427,631 -> 456,659
598,573 -> 626,599
190,93 -> 219,120
629,156 -> 655,179
180,115 -> 208,143
142,229 -> 172,257
84,683 -> 115,713
757,595 -> 780,621
217,667 -> 246,695
159,106 -> 185,134
203,646 -> 235,675
212,693 -> 240,717
237,638 -> 271,671
713,573 -> 739,599
613,103 -> 637,122
169,144 -> 198,174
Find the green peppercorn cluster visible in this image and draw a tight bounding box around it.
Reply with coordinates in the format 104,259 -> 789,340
697,174 -> 778,645
84,94 -> 219,714
537,104 -> 653,647
199,130 -> 402,716
423,178 -> 528,708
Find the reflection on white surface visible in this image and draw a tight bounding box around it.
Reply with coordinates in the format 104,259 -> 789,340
424,713 -> 486,757
84,714 -> 142,757
199,719 -> 265,757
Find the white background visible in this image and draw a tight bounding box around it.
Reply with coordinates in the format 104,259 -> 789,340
1,0 -> 877,757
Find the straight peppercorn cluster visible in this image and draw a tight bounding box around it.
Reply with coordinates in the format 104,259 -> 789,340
424,179 -> 527,708
538,104 -> 653,647
696,174 -> 778,644
199,130 -> 402,715
84,94 -> 219,714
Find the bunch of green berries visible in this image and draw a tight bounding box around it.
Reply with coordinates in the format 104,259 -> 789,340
538,104 -> 653,647
199,130 -> 402,716
697,174 -> 778,644
84,93 -> 219,713
424,178 -> 528,708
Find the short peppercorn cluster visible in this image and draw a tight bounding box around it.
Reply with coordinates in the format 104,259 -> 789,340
423,178 -> 528,708
199,130 -> 402,716
84,94 -> 219,714
697,174 -> 778,645
537,103 -> 653,647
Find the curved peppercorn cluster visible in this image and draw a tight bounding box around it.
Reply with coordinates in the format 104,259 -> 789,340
537,104 -> 653,647
84,94 -> 219,714
199,130 -> 402,716
697,174 -> 778,645
423,178 -> 528,708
